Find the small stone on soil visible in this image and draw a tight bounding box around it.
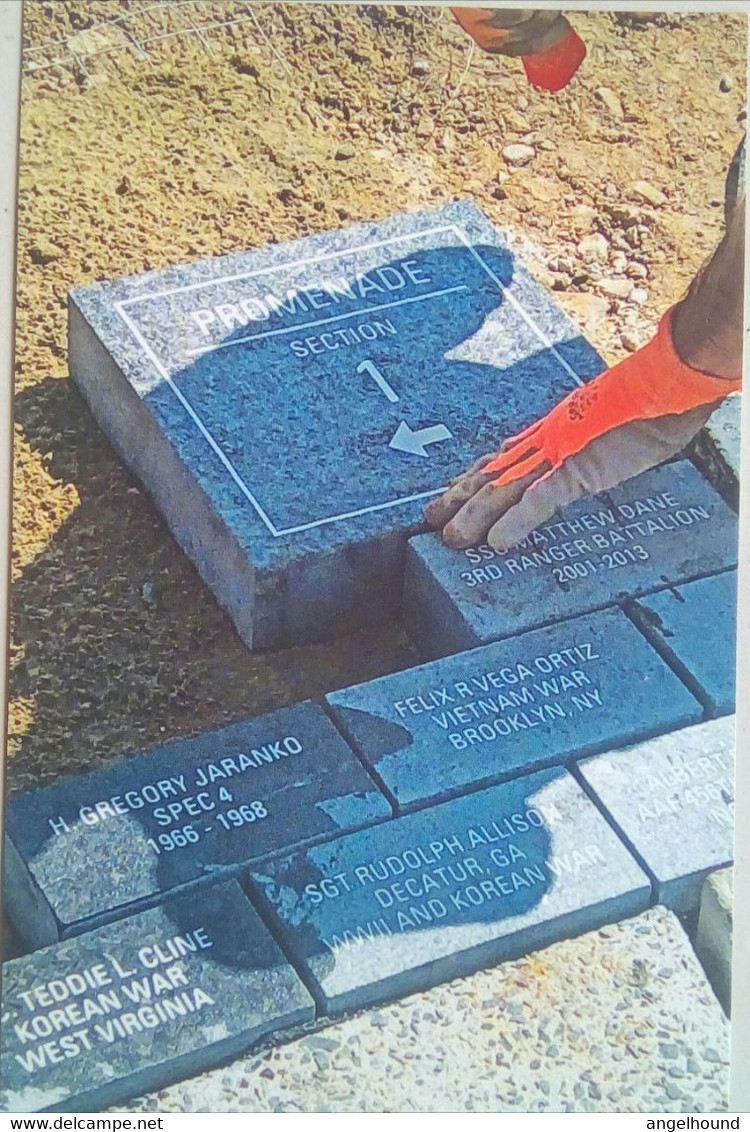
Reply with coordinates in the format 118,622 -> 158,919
596,87 -> 624,118
629,180 -> 667,208
502,144 -> 536,166
577,233 -> 609,262
598,277 -> 634,298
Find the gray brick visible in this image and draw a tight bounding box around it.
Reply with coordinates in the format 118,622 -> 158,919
578,718 -> 734,914
249,767 -> 651,1014
0,881 -> 314,1112
405,461 -> 737,659
629,571 -> 736,716
5,702 -> 389,948
326,608 -> 701,811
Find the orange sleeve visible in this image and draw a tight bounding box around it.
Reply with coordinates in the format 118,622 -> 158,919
484,306 -> 741,488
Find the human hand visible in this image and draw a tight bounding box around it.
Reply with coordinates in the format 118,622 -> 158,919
424,404 -> 719,550
426,303 -> 740,550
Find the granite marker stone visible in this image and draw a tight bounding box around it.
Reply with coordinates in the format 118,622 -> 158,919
248,767 -> 651,1014
68,201 -> 605,648
578,717 -> 734,913
326,607 -> 702,811
4,702 -> 390,948
405,461 -> 737,658
0,881 -> 314,1113
629,570 -> 737,716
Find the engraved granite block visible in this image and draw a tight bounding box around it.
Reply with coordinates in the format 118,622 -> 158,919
0,881 -> 314,1113
577,717 -> 734,914
248,768 -> 651,1014
629,570 -> 737,716
68,201 -> 604,648
4,702 -> 389,948
326,608 -> 702,812
404,461 -> 737,658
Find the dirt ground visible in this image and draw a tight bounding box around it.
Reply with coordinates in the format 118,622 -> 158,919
7,3 -> 746,799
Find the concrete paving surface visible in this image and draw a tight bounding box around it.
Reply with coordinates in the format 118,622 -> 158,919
121,904 -> 728,1114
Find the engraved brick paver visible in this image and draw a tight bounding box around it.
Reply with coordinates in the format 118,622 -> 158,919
404,461 -> 737,658
0,882 -> 313,1113
327,608 -> 701,811
5,703 -> 389,947
578,718 -> 734,914
249,766 -> 651,1014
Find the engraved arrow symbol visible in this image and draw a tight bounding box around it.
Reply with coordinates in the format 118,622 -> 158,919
388,421 -> 453,457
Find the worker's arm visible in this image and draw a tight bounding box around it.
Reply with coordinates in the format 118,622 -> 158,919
451,8 -> 568,56
451,7 -> 586,88
425,203 -> 744,551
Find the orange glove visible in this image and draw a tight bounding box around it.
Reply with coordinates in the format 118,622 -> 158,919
426,401 -> 723,552
451,7 -> 586,90
483,305 -> 742,492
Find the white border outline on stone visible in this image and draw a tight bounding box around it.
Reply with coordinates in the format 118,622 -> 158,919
112,223 -> 584,537
450,226 -> 585,390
